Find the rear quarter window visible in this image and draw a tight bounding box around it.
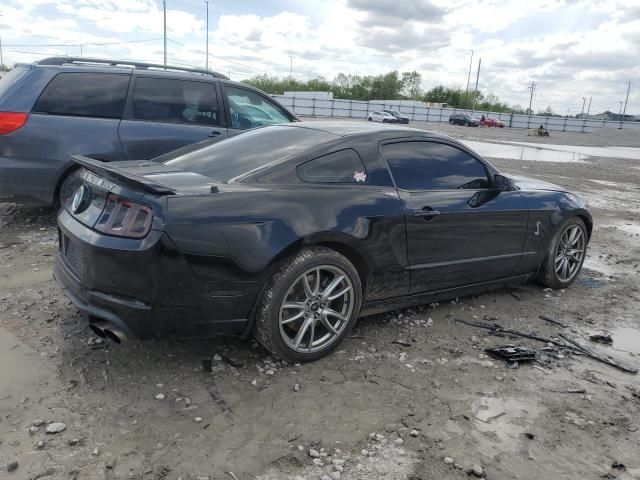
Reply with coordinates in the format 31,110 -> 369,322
33,73 -> 129,118
297,149 -> 368,184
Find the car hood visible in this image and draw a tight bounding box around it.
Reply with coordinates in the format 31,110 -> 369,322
509,175 -> 569,193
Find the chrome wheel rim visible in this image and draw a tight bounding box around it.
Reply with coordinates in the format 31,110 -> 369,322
555,224 -> 586,282
279,265 -> 354,354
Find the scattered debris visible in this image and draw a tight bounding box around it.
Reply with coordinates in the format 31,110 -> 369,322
486,345 -> 536,363
7,461 -> 19,473
589,334 -> 613,344
45,422 -> 66,434
539,314 -> 568,328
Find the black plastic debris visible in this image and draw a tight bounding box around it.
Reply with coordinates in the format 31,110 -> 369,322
589,334 -> 613,345
486,345 -> 537,363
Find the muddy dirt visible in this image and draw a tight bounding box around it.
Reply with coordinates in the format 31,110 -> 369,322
1,124 -> 639,480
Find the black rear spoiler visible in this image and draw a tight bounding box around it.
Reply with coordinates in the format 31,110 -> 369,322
70,155 -> 176,195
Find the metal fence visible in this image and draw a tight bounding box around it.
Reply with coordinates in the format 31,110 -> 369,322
274,95 -> 640,133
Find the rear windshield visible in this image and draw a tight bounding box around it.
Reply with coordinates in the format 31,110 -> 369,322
163,126 -> 338,182
0,66 -> 29,99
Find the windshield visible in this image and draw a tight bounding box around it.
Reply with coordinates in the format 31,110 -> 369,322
163,125 -> 338,182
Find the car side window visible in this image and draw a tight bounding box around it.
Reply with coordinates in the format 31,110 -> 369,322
223,85 -> 291,129
297,149 -> 368,184
33,73 -> 129,118
382,141 -> 491,191
131,77 -> 220,126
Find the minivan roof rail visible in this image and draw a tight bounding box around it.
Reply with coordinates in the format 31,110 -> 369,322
35,57 -> 229,79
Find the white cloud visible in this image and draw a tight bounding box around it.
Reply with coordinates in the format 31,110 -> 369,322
1,0 -> 637,113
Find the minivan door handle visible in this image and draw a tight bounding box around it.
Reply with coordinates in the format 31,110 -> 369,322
412,207 -> 441,218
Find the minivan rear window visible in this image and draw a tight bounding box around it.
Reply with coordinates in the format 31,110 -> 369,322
33,73 -> 129,119
0,66 -> 29,99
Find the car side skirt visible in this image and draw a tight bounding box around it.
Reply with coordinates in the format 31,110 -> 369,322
359,273 -> 532,317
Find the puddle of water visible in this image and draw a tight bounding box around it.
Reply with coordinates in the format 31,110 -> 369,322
616,223 -> 640,237
612,327 -> 640,356
470,396 -> 543,458
462,140 -> 588,163
463,139 -> 640,162
512,142 -> 640,161
582,255 -> 619,278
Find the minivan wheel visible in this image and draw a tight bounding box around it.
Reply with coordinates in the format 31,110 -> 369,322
252,247 -> 362,362
537,217 -> 587,289
367,117 -> 372,121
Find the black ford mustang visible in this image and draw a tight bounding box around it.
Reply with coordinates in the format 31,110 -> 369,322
54,122 -> 592,361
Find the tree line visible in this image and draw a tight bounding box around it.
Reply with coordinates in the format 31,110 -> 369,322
243,70 -> 553,115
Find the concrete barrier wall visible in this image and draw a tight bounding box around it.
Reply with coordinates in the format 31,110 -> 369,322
274,95 -> 639,133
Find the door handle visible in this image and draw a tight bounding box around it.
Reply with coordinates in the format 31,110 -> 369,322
412,208 -> 441,217
208,130 -> 222,137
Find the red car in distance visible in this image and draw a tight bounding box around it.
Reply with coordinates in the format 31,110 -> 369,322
481,117 -> 505,128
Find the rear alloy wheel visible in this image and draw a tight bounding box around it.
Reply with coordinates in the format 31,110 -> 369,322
538,217 -> 587,288
252,247 -> 362,362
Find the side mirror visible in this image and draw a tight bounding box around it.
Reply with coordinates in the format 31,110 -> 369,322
494,174 -> 511,191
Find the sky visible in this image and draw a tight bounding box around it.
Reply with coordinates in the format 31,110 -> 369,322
0,0 -> 638,115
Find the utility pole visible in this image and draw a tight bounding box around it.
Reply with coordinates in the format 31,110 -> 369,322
80,45 -> 83,58
163,0 -> 167,68
472,58 -> 481,109
586,96 -> 592,116
618,101 -> 623,116
527,81 -> 536,114
289,55 -> 294,87
205,0 -> 209,70
465,50 -> 474,100
581,97 -> 586,116
0,14 -> 4,71
622,82 -> 631,118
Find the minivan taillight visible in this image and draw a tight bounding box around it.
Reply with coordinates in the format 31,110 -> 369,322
0,112 -> 29,135
95,194 -> 153,238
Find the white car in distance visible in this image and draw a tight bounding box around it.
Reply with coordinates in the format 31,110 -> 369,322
367,111 -> 398,123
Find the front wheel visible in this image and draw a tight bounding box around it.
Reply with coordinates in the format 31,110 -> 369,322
537,217 -> 588,288
252,247 -> 362,362
367,117 -> 372,121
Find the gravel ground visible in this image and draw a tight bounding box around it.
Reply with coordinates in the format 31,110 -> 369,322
1,123 -> 640,480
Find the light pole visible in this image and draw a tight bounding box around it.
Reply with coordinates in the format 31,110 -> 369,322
0,14 -> 4,71
163,0 -> 167,68
465,49 -> 473,104
205,1 -> 209,70
289,55 -> 295,87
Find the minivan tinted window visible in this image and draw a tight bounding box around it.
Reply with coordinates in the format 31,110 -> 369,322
164,126 -> 337,182
131,77 -> 220,126
34,73 -> 129,118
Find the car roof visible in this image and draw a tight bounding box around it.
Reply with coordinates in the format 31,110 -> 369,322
33,56 -> 228,80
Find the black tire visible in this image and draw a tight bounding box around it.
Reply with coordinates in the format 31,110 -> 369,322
537,217 -> 588,289
449,119 -> 454,125
252,246 -> 362,362
367,117 -> 372,121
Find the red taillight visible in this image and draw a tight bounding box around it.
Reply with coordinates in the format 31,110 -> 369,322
0,112 -> 29,135
95,193 -> 153,238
